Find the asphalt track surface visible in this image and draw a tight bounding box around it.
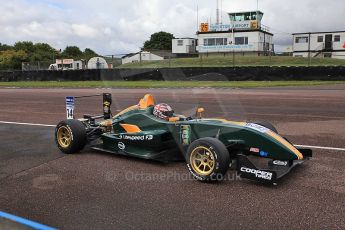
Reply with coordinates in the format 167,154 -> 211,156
1,86 -> 345,229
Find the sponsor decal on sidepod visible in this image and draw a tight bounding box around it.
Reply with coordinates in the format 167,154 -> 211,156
118,135 -> 153,141
118,142 -> 125,150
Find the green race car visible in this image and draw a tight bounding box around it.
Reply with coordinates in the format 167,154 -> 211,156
55,93 -> 312,184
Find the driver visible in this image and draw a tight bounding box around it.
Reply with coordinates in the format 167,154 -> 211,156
153,103 -> 174,121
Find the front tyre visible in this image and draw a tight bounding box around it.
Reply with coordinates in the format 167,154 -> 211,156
55,120 -> 87,154
186,137 -> 230,182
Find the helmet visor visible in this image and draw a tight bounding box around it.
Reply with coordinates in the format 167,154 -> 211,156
162,110 -> 174,117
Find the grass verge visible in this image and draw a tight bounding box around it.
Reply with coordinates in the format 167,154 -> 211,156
119,56 -> 345,68
0,81 -> 345,88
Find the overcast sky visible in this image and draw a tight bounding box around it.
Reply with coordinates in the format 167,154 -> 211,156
0,0 -> 344,54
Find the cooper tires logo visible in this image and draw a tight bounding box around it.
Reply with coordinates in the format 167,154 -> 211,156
240,167 -> 273,181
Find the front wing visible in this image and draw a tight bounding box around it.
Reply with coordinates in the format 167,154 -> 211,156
237,148 -> 312,184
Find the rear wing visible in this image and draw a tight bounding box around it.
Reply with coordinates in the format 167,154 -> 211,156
65,93 -> 112,120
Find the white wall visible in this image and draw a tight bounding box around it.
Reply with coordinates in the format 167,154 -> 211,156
293,32 -> 345,59
197,31 -> 273,53
122,52 -> 164,64
172,39 -> 196,54
73,61 -> 82,70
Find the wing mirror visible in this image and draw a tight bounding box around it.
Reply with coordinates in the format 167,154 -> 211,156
103,93 -> 112,119
196,107 -> 205,119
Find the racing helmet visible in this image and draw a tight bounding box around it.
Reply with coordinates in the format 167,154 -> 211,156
153,103 -> 174,120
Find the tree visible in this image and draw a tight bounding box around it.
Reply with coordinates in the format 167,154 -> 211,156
0,50 -> 27,70
0,41 -> 100,69
143,31 -> 175,50
32,43 -> 58,62
82,48 -> 98,60
13,41 -> 58,62
62,46 -> 83,59
14,41 -> 35,54
0,43 -> 13,51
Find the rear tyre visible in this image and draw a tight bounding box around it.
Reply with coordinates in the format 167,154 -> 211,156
253,121 -> 278,133
186,137 -> 230,182
55,120 -> 87,154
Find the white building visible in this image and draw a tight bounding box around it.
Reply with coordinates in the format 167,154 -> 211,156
292,31 -> 345,59
122,51 -> 164,64
48,59 -> 83,70
172,38 -> 197,55
87,57 -> 109,69
197,11 -> 274,57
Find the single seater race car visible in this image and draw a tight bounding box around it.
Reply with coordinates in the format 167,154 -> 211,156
55,93 -> 312,184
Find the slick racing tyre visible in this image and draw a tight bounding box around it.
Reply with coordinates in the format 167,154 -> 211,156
253,121 -> 278,133
55,120 -> 87,154
186,137 -> 230,182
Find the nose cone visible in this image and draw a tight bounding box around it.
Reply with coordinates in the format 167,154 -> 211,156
266,131 -> 304,160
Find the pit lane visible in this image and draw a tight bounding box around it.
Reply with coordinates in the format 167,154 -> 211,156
1,86 -> 345,229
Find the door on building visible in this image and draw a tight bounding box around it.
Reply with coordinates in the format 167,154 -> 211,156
324,34 -> 333,51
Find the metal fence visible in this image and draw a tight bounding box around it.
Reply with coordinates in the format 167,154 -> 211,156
21,61 -> 53,71
3,51 -> 345,72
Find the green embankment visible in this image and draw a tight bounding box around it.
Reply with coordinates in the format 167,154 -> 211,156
119,56 -> 345,68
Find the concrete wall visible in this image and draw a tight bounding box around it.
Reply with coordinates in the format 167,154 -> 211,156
1,66 -> 345,82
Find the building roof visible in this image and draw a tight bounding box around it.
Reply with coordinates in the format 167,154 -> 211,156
292,31 -> 345,35
121,53 -> 136,59
122,51 -> 166,59
228,10 -> 264,15
173,38 -> 197,40
197,29 -> 273,36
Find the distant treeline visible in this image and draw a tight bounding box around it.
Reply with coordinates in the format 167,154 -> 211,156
0,41 -> 99,70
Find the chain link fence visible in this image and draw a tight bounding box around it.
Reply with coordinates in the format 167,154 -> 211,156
3,46 -> 345,72
21,61 -> 53,71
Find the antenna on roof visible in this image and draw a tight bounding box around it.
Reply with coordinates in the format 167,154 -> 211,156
196,3 -> 199,31
216,0 -> 220,25
220,0 -> 223,24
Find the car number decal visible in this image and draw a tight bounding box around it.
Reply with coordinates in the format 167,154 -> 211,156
65,96 -> 75,120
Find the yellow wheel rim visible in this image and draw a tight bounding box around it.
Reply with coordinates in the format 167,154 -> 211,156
57,126 -> 72,148
190,146 -> 215,176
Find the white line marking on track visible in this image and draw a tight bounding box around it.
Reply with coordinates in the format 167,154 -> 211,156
1,121 -> 345,152
0,121 -> 55,127
294,145 -> 345,151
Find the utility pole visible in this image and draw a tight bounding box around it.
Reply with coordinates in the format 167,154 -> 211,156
308,32 -> 311,66
139,51 -> 142,66
196,2 -> 199,31
257,0 -> 259,27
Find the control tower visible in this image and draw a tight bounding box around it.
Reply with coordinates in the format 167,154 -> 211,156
228,11 -> 264,30
197,10 -> 273,57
